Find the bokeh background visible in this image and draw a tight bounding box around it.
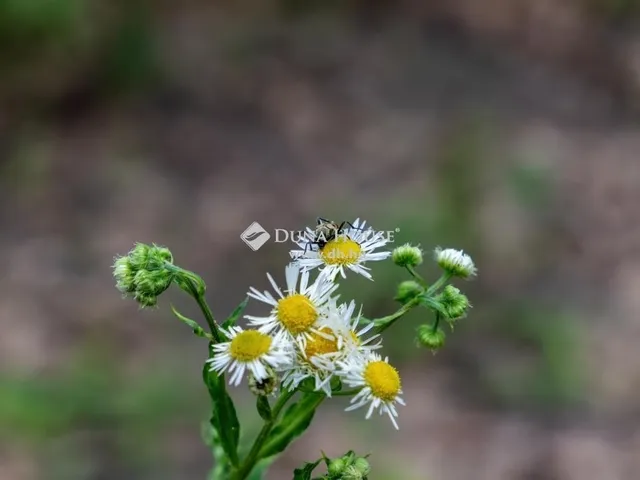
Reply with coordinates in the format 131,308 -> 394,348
2,1 -> 640,479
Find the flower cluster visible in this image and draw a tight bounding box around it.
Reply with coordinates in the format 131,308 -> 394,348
112,217 -> 478,479
208,219 -> 408,428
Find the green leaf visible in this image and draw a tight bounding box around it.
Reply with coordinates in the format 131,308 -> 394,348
293,459 -> 322,480
256,395 -> 272,421
203,360 -> 240,467
171,304 -> 213,339
223,296 -> 249,329
419,296 -> 447,316
259,392 -> 324,459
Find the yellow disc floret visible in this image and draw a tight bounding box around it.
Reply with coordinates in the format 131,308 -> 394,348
304,327 -> 339,359
276,294 -> 318,334
320,237 -> 362,265
363,361 -> 401,402
229,330 -> 272,362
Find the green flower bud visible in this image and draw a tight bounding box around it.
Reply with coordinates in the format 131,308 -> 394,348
113,243 -> 175,308
248,366 -> 279,397
134,290 -> 158,308
341,465 -> 365,480
438,285 -> 471,320
395,280 -> 423,305
134,268 -> 173,297
353,457 -> 371,476
416,324 -> 445,351
129,243 -> 173,270
327,458 -> 346,476
113,256 -> 136,294
434,247 -> 477,279
392,243 -> 423,267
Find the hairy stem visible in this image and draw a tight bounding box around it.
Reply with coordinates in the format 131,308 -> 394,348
373,296 -> 422,335
426,273 -> 452,297
405,265 -> 427,288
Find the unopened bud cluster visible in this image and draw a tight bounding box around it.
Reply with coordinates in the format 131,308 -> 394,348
325,451 -> 371,480
113,243 -> 175,308
389,245 -> 476,351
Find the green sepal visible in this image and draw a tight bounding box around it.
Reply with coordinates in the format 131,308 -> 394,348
292,459 -> 322,480
170,304 -> 214,340
256,395 -> 272,421
259,392 -> 324,459
202,358 -> 240,467
223,296 -> 249,329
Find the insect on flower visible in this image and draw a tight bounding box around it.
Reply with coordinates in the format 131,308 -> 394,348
302,217 -> 363,255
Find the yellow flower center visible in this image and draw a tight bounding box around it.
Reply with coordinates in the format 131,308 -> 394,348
276,294 -> 318,334
229,330 -> 272,362
363,361 -> 401,402
320,237 -> 362,265
304,327 -> 339,359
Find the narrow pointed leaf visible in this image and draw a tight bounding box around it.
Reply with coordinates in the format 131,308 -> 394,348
293,459 -> 322,480
223,296 -> 249,329
203,359 -> 240,466
420,296 -> 447,316
170,304 -> 213,339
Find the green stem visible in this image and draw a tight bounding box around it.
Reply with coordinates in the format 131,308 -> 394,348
432,312 -> 441,333
426,273 -> 452,297
165,263 -> 223,342
231,388 -> 297,480
298,386 -> 363,397
405,265 -> 427,288
373,296 -> 422,335
193,289 -> 223,343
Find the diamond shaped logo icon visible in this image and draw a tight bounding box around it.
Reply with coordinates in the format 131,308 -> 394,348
240,222 -> 271,251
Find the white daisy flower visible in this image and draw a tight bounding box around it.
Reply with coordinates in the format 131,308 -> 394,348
290,218 -> 391,281
207,326 -> 293,387
245,263 -> 339,340
434,247 -> 477,279
337,352 -> 405,429
281,325 -> 343,397
282,301 -> 381,397
322,299 -> 382,359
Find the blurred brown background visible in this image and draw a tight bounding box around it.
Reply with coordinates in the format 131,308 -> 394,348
2,1 -> 640,479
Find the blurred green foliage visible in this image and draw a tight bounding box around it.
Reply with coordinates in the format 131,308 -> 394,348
0,343 -> 207,478
0,0 -> 84,58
